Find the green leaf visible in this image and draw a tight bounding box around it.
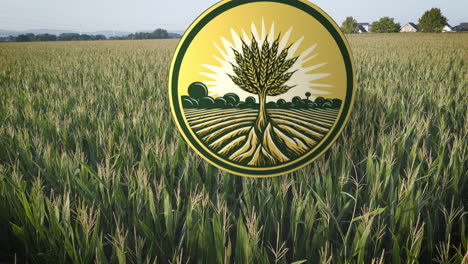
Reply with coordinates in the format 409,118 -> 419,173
352,207 -> 386,222
10,222 -> 28,244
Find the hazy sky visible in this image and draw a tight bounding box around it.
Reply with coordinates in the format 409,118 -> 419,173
1,0 -> 466,32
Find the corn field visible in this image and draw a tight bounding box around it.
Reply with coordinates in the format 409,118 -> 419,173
0,34 -> 467,263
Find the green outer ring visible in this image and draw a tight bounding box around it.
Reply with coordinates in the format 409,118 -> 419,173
170,0 -> 354,176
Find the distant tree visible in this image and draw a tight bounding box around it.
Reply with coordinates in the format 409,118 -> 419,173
152,28 -> 169,39
79,34 -> 93,41
35,33 -> 57,41
94,34 -> 107,40
16,34 -> 33,42
371,17 -> 400,33
26,33 -> 35,41
58,33 -> 80,41
10,32 -> 108,42
341,17 -> 359,34
1,36 -> 13,42
305,92 -> 311,101
127,29 -> 170,40
418,8 -> 447,33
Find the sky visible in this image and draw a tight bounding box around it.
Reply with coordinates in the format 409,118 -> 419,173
0,0 -> 466,32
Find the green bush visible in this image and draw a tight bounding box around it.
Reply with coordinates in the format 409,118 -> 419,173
315,97 -> 325,107
224,93 -> 240,106
188,82 -> 208,100
332,99 -> 342,108
277,99 -> 286,108
245,96 -> 256,106
292,96 -> 302,104
199,97 -> 215,108
214,97 -> 227,108
266,102 -> 278,109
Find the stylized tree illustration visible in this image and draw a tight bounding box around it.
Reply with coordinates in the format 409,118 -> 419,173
228,34 -> 298,137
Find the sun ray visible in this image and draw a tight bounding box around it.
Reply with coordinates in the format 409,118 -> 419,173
308,73 -> 331,81
302,53 -> 319,64
214,42 -> 227,59
278,26 -> 293,51
304,62 -> 327,73
261,19 -> 266,41
267,22 -> 275,43
214,55 -> 224,65
299,44 -> 318,61
241,29 -> 250,44
200,72 -> 219,79
231,28 -> 242,51
309,83 -> 333,87
288,36 -> 304,60
251,22 -> 260,41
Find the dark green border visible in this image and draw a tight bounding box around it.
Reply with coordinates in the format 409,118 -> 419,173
171,0 -> 354,176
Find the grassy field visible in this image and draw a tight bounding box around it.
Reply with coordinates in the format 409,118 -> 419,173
0,34 -> 466,263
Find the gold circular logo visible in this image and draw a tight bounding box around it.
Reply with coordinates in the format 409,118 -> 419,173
169,0 -> 355,177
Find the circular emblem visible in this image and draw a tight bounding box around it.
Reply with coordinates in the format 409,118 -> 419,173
169,0 -> 355,177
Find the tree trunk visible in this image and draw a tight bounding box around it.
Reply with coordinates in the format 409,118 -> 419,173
254,89 -> 269,137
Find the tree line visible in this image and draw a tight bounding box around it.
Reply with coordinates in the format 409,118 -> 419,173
341,8 -> 449,33
0,28 -> 176,42
182,82 -> 342,110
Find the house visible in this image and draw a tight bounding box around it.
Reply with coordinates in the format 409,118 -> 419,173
358,25 -> 367,33
400,23 -> 419,32
454,23 -> 468,32
442,24 -> 455,32
359,23 -> 371,33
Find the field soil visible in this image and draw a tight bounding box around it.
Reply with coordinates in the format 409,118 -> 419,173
185,108 -> 339,166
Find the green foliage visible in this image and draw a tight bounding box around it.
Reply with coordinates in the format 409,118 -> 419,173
224,93 -> 240,105
371,17 -> 401,33
277,99 -> 286,107
4,28 -> 176,43
12,33 -> 106,42
182,82 -> 340,110
418,8 -> 448,33
0,34 -> 467,263
214,97 -> 228,108
245,96 -> 256,106
292,96 -> 302,104
187,82 -> 208,100
126,28 -> 170,40
266,101 -> 278,109
228,34 -> 298,96
35,33 -> 58,41
199,97 -> 215,108
182,98 -> 194,108
341,16 -> 360,34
